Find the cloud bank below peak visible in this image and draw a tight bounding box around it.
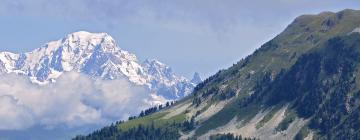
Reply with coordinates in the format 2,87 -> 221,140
0,71 -> 152,130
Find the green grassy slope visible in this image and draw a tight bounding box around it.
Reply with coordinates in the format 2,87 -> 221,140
73,9 -> 360,140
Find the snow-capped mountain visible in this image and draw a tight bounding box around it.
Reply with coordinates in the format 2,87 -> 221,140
0,31 -> 195,100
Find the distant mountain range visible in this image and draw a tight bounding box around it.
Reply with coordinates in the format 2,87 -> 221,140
0,31 -> 200,100
76,9 -> 360,140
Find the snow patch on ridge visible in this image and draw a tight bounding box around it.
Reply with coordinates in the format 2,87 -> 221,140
349,26 -> 360,34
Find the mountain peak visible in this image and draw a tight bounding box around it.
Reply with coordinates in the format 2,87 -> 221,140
143,59 -> 168,68
62,31 -> 118,52
0,31 -> 195,101
191,72 -> 202,84
68,31 -> 109,39
143,59 -> 174,79
294,9 -> 360,22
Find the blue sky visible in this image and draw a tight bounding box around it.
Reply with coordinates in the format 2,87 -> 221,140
0,0 -> 359,78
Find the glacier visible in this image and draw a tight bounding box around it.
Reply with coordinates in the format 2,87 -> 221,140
0,31 -> 196,100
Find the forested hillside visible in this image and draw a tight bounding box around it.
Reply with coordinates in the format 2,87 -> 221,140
74,9 -> 360,140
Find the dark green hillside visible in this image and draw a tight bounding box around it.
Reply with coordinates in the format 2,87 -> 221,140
255,33 -> 360,139
73,9 -> 360,140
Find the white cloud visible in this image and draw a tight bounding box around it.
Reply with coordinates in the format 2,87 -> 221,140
0,95 -> 34,130
0,72 -> 152,130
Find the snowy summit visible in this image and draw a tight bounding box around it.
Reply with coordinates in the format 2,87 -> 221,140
0,31 -> 196,100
